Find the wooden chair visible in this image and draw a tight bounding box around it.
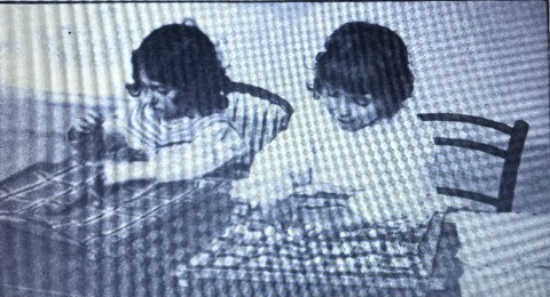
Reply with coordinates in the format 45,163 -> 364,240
418,113 -> 529,212
225,81 -> 293,167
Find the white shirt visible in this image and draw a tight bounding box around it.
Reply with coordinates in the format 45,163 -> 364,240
231,99 -> 473,224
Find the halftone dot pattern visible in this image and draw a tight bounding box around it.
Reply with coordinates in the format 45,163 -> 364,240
0,2 -> 549,297
449,212 -> 550,297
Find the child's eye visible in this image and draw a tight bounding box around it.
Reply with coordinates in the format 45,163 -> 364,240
150,86 -> 169,95
156,88 -> 169,95
327,89 -> 339,98
354,94 -> 374,107
355,99 -> 371,107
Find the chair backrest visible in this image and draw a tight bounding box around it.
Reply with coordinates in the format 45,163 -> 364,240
418,113 -> 529,212
225,82 -> 293,166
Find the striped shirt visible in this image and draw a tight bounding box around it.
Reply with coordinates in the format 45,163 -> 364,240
103,102 -> 246,183
123,102 -> 233,151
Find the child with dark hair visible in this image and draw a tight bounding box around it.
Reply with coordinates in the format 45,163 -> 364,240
231,22 -> 472,225
311,21 -> 414,129
126,21 -> 231,120
70,21 -> 249,184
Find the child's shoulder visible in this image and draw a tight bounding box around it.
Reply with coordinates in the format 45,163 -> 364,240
193,111 -> 231,129
168,111 -> 233,137
199,112 -> 239,138
225,89 -> 277,111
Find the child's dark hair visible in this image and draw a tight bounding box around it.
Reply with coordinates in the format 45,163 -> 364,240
126,21 -> 230,115
311,22 -> 414,118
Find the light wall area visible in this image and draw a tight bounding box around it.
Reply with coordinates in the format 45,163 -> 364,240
0,2 -> 548,212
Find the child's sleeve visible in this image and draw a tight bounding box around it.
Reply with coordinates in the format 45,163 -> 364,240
154,122 -> 246,181
104,121 -> 245,183
229,127 -> 314,208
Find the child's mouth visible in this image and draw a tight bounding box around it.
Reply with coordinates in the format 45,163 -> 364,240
337,118 -> 364,131
153,106 -> 165,113
337,118 -> 354,125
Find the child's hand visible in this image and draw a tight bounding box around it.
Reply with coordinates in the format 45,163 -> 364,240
77,109 -> 104,132
68,110 -> 105,143
68,110 -> 104,141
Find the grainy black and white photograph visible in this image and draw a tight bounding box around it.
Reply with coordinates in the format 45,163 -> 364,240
0,2 -> 549,296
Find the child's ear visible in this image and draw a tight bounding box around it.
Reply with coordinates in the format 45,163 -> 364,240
126,82 -> 141,98
312,89 -> 321,100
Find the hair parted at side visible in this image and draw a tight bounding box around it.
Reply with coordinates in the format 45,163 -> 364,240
126,20 -> 230,115
312,22 -> 414,118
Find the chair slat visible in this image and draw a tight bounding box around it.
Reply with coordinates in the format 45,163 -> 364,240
436,187 -> 499,207
231,96 -> 241,121
257,107 -> 271,154
497,120 -> 529,212
225,81 -> 292,167
433,137 -> 508,158
418,113 -> 514,135
240,99 -> 249,142
271,109 -> 281,137
420,113 -> 529,213
248,102 -> 261,159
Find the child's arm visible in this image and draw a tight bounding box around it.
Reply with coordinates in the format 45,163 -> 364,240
103,122 -> 245,183
229,128 -> 314,208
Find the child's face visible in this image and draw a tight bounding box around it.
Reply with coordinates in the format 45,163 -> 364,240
138,69 -> 198,120
319,83 -> 380,132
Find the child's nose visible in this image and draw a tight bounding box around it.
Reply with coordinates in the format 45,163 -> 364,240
336,99 -> 351,116
140,88 -> 151,101
144,91 -> 159,105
